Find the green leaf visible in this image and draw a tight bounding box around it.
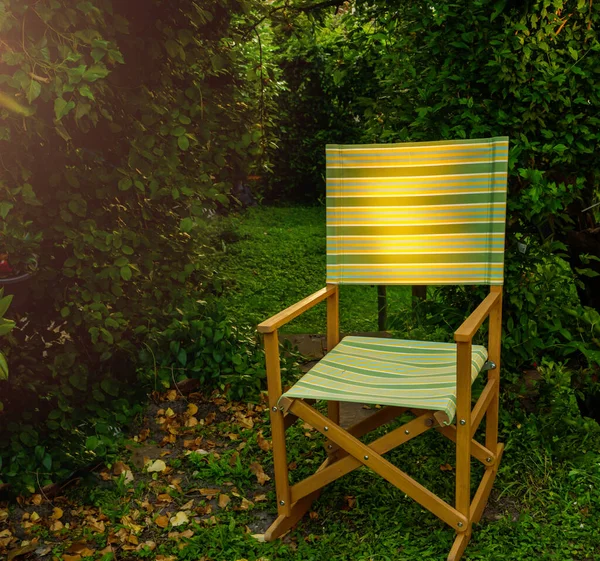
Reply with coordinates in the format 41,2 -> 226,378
178,135 -> 190,151
180,217 -> 194,232
120,266 -> 132,281
75,101 -> 91,121
122,245 -> 134,255
20,430 -> 39,447
42,454 -> 52,471
165,39 -> 183,59
0,294 -> 13,318
179,114 -> 191,124
54,97 -> 75,120
0,320 -> 16,336
79,84 -> 95,100
171,126 -> 186,137
100,328 -> 114,344
108,49 -> 125,64
91,48 -> 106,62
60,307 -> 70,318
0,202 -> 13,219
26,79 -> 41,103
101,379 -> 119,396
177,348 -> 187,366
554,144 -> 567,154
0,353 -> 8,381
83,64 -> 110,82
118,178 -> 132,191
86,435 -> 99,450
114,257 -> 128,267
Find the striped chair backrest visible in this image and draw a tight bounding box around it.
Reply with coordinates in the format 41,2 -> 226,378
325,137 -> 509,285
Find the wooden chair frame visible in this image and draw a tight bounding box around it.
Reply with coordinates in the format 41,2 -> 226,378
258,283 -> 503,561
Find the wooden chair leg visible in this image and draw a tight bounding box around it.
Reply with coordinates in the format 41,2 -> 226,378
264,332 -> 291,516
448,530 -> 472,561
452,341 -> 473,561
471,443 -> 504,524
326,284 -> 340,425
264,489 -> 321,541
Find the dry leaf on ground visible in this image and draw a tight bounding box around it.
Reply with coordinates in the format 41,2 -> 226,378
51,507 -> 63,520
169,511 -> 189,527
257,433 -> 270,452
147,459 -> 167,473
249,462 -> 271,485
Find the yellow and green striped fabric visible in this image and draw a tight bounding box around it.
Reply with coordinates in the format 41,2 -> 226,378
282,336 -> 488,424
326,137 -> 509,285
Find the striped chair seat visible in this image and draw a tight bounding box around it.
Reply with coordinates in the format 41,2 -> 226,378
282,336 -> 488,424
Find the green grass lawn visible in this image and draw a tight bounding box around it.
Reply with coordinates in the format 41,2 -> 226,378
13,390 -> 596,561
207,205 -> 412,334
3,205 -> 597,561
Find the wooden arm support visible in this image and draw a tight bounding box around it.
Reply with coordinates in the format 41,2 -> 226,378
454,291 -> 501,343
258,285 -> 337,334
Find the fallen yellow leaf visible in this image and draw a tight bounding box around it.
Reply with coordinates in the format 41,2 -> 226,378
51,507 -> 63,520
141,540 -> 157,550
169,511 -> 189,527
186,403 -> 198,416
218,494 -> 231,509
87,519 -> 106,533
180,499 -> 194,510
147,459 -> 167,473
155,515 -> 169,528
239,498 -> 253,511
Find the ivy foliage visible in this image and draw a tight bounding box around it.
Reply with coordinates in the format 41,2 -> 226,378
269,0 -> 600,370
0,0 -> 284,492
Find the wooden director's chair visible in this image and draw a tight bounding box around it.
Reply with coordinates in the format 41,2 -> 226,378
258,137 -> 509,561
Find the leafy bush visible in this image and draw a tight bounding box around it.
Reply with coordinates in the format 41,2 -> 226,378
0,0 -> 281,492
0,290 -> 14,382
141,299 -> 302,401
269,0 -> 600,376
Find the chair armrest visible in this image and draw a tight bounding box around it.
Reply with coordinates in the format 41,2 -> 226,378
454,291 -> 501,343
257,285 -> 337,334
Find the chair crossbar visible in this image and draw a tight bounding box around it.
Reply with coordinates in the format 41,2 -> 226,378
291,409 -> 432,503
326,405 -> 407,454
470,378 -> 497,437
470,443 -> 505,524
283,398 -> 316,430
288,399 -> 468,531
437,425 -> 496,466
265,454 -> 334,541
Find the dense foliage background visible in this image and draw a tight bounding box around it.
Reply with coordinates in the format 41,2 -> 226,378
1,0 -> 599,492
